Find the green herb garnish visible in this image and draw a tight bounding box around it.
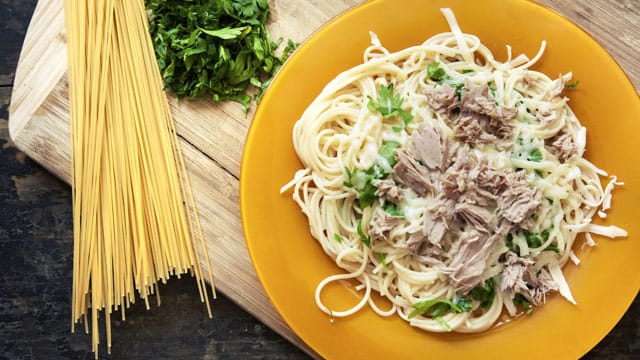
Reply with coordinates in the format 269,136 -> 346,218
333,233 -> 344,243
343,141 -> 400,209
545,244 -> 560,253
378,141 -> 400,167
427,62 -> 465,98
523,229 -> 550,248
528,148 -> 543,162
343,168 -> 378,208
452,296 -> 474,312
378,252 -> 387,269
367,84 -> 413,130
382,202 -> 404,217
146,0 -> 297,112
357,219 -> 371,248
566,80 -> 580,89
427,62 -> 447,82
513,293 -> 534,314
408,298 -> 466,319
469,278 -> 496,309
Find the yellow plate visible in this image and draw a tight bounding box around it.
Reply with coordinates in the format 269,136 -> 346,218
240,0 -> 639,358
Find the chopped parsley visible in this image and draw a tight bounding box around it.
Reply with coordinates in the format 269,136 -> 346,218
378,252 -> 387,269
469,278 -> 496,309
408,298 -> 468,318
333,233 -> 344,243
408,298 -> 470,330
344,141 -> 400,208
367,83 -> 414,131
452,296 -> 474,312
382,202 -> 404,217
566,80 -> 580,89
427,62 -> 447,82
513,293 -> 533,314
343,167 -> 378,208
427,62 -> 464,98
545,244 -> 560,253
523,229 -> 551,248
146,0 -> 297,112
507,228 -> 556,253
378,141 -> 400,167
512,137 -> 544,163
528,148 -> 543,162
356,219 -> 371,248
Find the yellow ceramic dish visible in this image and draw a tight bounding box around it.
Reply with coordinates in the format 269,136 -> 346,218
240,0 -> 639,358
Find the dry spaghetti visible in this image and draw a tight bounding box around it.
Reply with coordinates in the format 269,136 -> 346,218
64,0 -> 215,356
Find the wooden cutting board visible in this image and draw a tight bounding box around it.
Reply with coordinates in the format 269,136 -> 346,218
8,0 -> 638,357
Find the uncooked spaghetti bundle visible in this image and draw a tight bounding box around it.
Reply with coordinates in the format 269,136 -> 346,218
64,0 -> 215,356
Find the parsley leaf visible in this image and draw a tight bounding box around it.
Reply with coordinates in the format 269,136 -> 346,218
545,244 -> 560,253
469,278 -> 496,309
378,252 -> 387,269
408,298 -> 467,319
513,294 -> 534,314
382,202 -> 404,217
356,220 -> 371,248
508,229 -> 554,253
427,62 -> 447,82
528,148 -> 543,162
452,296 -> 474,312
198,25 -> 249,40
566,80 -> 580,89
434,316 -> 452,331
523,229 -> 550,248
367,84 -> 414,129
333,233 -> 344,243
378,141 -> 400,167
427,62 -> 466,98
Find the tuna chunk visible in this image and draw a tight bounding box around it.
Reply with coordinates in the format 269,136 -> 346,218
440,232 -> 499,294
405,231 -> 445,266
546,130 -> 577,163
453,115 -> 497,145
460,82 -> 517,130
423,210 -> 447,245
452,81 -> 517,147
372,179 -> 403,203
497,172 -> 543,226
392,149 -> 433,196
500,252 -> 557,306
408,124 -> 446,170
499,251 -> 534,298
425,83 -> 458,113
369,207 -> 403,239
454,203 -> 494,234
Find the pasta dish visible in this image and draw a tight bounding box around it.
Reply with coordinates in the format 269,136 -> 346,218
281,8 -> 627,333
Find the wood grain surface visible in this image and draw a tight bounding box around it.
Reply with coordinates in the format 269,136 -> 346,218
6,0 -> 639,358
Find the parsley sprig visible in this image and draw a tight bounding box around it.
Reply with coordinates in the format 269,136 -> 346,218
367,84 -> 414,131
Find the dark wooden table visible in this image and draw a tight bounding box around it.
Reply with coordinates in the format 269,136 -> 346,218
1,1 -> 638,359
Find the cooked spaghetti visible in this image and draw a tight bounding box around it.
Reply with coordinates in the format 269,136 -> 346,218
281,9 -> 627,333
65,0 -> 215,356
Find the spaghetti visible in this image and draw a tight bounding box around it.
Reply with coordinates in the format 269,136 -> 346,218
282,9 -> 626,333
64,0 -> 215,356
